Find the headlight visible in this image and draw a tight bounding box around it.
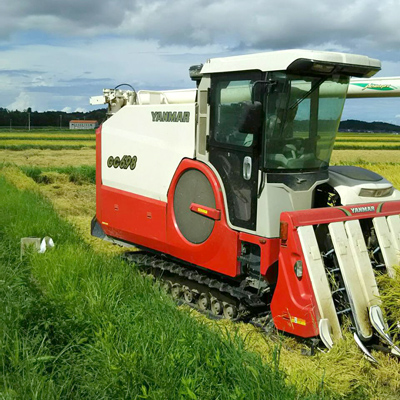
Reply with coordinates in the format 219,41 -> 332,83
294,260 -> 303,279
359,187 -> 394,197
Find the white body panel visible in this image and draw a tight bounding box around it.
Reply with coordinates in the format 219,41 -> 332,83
137,89 -> 196,105
256,179 -> 325,238
329,167 -> 400,205
101,104 -> 196,201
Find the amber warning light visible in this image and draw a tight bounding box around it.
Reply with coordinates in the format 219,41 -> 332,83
280,221 -> 288,244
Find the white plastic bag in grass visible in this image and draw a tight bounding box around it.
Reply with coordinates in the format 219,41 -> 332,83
39,236 -> 55,253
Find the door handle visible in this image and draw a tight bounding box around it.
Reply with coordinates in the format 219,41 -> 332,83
243,156 -> 252,180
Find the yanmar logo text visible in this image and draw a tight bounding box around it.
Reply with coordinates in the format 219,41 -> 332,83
151,111 -> 190,123
350,206 -> 375,214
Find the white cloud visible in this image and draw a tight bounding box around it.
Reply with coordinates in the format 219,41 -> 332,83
0,0 -> 399,121
7,92 -> 35,111
0,0 -> 398,51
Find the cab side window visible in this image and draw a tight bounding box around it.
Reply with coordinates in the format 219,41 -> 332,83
212,79 -> 255,147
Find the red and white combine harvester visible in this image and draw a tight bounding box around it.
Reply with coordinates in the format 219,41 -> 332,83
90,50 -> 400,361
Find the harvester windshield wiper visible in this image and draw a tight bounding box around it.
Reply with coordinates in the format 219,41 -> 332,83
289,77 -> 327,109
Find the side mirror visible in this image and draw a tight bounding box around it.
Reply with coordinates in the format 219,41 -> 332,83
238,101 -> 262,135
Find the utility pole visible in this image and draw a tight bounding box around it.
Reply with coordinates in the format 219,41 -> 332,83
60,115 -> 62,129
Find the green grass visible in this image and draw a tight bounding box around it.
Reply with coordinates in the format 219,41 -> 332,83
0,173 -> 326,400
21,165 -> 96,185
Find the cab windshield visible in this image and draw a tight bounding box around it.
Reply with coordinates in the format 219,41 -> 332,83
263,72 -> 349,171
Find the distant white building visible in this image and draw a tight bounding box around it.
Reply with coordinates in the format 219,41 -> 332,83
69,120 -> 99,130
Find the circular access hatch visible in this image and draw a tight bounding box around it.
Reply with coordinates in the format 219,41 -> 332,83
173,169 -> 216,244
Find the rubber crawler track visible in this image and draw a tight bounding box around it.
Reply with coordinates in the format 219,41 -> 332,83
123,251 -> 273,328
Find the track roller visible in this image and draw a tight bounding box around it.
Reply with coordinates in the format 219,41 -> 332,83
171,283 -> 182,300
197,293 -> 210,311
210,296 -> 223,316
223,302 -> 238,319
183,286 -> 198,303
161,280 -> 172,293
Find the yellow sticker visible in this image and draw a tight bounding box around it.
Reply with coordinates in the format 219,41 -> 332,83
102,221 -> 109,226
197,208 -> 208,215
290,317 -> 306,326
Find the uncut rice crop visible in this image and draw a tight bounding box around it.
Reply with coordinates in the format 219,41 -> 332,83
334,144 -> 400,150
335,138 -> 400,143
334,141 -> 400,148
331,149 -> 400,164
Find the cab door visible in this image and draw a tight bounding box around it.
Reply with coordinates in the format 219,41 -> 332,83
208,72 -> 262,231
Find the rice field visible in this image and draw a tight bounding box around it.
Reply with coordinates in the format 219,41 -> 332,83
0,129 -> 96,150
0,133 -> 95,140
1,129 -> 400,399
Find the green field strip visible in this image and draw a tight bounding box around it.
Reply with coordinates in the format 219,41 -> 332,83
334,143 -> 400,150
335,140 -> 400,147
334,143 -> 400,147
0,144 -> 96,150
336,136 -> 400,140
336,133 -> 400,137
0,129 -> 96,134
336,138 -> 400,143
0,139 -> 95,146
0,136 -> 95,141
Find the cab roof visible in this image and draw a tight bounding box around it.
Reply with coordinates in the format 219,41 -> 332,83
200,49 -> 380,78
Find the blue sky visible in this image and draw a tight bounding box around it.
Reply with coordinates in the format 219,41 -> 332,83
0,0 -> 399,124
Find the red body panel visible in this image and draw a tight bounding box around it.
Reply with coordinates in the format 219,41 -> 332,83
270,230 -> 320,338
165,159 -> 241,277
101,186 -> 169,252
282,201 -> 400,227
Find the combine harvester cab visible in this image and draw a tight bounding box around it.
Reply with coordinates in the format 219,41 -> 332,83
91,49 -> 400,359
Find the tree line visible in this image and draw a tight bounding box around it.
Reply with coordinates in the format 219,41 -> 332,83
1,107 -> 399,133
339,119 -> 400,133
0,108 -> 107,128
